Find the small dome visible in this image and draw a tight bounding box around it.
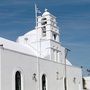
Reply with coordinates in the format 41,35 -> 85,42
42,9 -> 50,16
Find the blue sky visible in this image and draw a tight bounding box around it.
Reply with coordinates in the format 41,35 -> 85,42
0,0 -> 90,71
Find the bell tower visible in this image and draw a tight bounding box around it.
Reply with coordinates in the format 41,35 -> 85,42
36,9 -> 61,62
37,9 -> 60,42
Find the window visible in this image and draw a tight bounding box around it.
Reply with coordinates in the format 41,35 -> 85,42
82,78 -> 87,89
15,71 -> 21,90
41,21 -> 47,25
42,18 -> 47,20
41,18 -> 47,25
42,74 -> 47,90
64,77 -> 67,90
42,26 -> 46,37
53,33 -> 57,40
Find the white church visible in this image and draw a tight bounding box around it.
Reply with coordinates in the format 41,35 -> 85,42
0,9 -> 83,90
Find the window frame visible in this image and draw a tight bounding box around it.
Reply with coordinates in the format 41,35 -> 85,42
42,74 -> 47,90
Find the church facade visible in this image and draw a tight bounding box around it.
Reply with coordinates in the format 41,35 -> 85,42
0,9 -> 83,90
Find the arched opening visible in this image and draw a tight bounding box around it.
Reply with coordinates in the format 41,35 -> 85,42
42,26 -> 46,37
53,34 -> 56,40
53,33 -> 57,41
42,18 -> 47,21
42,74 -> 47,90
15,71 -> 21,90
41,21 -> 47,25
82,78 -> 87,89
64,77 -> 67,90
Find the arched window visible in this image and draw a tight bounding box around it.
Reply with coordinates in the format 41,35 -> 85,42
42,74 -> 47,90
53,33 -> 57,40
64,77 -> 67,90
82,78 -> 87,89
41,21 -> 47,25
42,26 -> 46,37
42,18 -> 47,20
15,71 -> 21,90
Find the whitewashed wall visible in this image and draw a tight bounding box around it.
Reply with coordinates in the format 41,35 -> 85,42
0,47 -> 38,90
0,46 -> 82,90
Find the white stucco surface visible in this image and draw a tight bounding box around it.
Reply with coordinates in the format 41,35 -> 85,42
0,46 -> 82,90
0,37 -> 37,56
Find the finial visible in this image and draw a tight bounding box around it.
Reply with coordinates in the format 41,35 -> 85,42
45,8 -> 48,12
